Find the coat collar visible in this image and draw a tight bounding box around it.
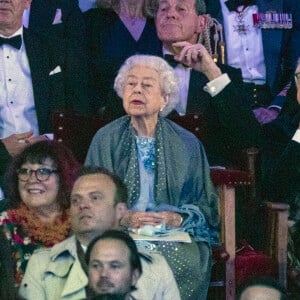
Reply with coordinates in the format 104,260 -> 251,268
46,235 -> 88,297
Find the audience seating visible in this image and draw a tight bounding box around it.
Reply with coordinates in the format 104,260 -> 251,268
53,111 -> 289,300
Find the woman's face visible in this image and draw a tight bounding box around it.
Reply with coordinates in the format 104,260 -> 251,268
18,158 -> 60,212
122,65 -> 166,120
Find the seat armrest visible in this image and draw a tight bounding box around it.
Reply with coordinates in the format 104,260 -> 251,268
263,202 -> 289,212
210,169 -> 251,186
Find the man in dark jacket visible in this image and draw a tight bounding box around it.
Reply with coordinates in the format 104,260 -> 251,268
0,0 -> 93,192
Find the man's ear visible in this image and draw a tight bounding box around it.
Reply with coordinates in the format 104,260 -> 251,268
196,14 -> 206,33
115,202 -> 128,224
131,268 -> 141,287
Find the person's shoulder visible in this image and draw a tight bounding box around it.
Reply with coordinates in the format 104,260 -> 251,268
56,0 -> 83,19
51,235 -> 77,255
30,236 -> 76,262
93,116 -> 131,137
163,118 -> 202,144
56,0 -> 78,8
84,7 -> 116,22
26,247 -> 52,270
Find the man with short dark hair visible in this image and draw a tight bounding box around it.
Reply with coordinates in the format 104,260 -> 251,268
86,230 -> 142,300
20,166 -> 180,300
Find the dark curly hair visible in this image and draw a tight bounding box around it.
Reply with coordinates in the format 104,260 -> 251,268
4,140 -> 81,210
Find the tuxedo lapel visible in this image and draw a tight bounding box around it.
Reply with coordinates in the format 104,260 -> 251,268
29,0 -> 57,29
23,29 -> 52,133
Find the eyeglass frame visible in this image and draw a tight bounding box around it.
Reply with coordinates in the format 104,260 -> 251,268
16,168 -> 58,182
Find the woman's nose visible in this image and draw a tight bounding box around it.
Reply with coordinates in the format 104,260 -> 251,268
133,82 -> 142,93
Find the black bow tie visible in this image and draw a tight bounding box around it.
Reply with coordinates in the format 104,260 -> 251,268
0,35 -> 22,49
164,54 -> 179,68
225,0 -> 256,11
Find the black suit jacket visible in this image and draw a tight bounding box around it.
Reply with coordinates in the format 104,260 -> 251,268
28,0 -> 83,37
0,28 -> 92,187
261,86 -> 300,219
28,0 -> 99,112
181,65 -> 262,165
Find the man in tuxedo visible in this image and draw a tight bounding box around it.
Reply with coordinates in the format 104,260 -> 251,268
153,0 -> 262,166
0,0 -> 92,192
205,0 -> 299,124
261,61 -> 300,220
261,59 -> 300,294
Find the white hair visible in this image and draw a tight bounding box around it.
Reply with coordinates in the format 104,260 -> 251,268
114,55 -> 179,116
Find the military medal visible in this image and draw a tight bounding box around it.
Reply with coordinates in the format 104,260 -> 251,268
252,11 -> 293,29
234,5 -> 250,35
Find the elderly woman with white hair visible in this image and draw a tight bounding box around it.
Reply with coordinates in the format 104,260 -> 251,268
85,54 -> 219,299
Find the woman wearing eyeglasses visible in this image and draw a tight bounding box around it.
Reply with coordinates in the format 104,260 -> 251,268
0,140 -> 80,286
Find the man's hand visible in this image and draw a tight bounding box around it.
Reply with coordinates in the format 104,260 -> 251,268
172,41 -> 222,80
253,107 -> 279,124
1,131 -> 48,157
27,134 -> 49,144
1,131 -> 34,156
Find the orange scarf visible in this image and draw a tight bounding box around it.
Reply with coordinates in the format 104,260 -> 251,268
8,203 -> 71,247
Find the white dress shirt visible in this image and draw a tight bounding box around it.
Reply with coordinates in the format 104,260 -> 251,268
220,0 -> 266,84
0,27 -> 39,140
